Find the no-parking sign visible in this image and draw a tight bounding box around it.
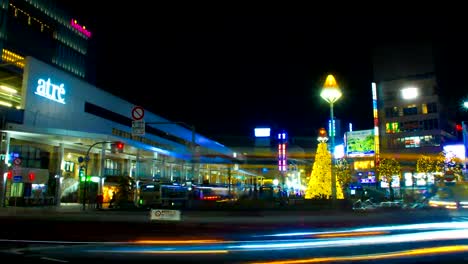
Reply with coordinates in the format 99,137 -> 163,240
131,106 -> 145,121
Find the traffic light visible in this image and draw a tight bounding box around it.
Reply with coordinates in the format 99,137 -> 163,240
111,141 -> 124,153
456,123 -> 463,141
28,172 -> 35,182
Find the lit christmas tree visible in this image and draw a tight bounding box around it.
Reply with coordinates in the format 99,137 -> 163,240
305,128 -> 344,199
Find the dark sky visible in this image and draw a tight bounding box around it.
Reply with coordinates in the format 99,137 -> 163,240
63,3 -> 468,139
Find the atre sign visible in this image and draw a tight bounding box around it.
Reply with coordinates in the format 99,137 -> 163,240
35,78 -> 66,104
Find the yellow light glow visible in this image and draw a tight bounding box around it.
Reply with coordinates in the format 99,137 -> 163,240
321,75 -> 342,103
250,245 -> 468,264
314,231 -> 387,238
2,49 -> 25,68
318,128 -> 327,137
324,75 -> 338,89
0,85 -> 17,94
133,239 -> 224,244
0,100 -> 12,107
103,185 -> 118,203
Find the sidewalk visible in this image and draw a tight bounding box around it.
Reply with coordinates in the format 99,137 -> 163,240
0,203 -> 453,225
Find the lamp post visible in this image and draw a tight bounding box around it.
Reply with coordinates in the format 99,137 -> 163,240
320,74 -> 342,200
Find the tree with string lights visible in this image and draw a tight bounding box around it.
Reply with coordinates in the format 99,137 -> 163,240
305,128 -> 344,199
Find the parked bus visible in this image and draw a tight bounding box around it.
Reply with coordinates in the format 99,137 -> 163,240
191,185 -> 230,201
138,182 -> 189,208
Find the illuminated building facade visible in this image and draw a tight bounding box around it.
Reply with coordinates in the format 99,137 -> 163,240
373,42 -> 456,160
376,73 -> 454,157
0,57 -> 248,207
0,0 -> 91,80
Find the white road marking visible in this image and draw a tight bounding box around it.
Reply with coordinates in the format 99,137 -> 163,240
40,256 -> 69,263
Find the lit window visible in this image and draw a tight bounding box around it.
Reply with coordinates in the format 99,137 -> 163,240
421,103 -> 428,114
401,87 -> 418,100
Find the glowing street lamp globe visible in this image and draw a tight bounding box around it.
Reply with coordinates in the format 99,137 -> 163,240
320,74 -> 342,103
317,127 -> 328,142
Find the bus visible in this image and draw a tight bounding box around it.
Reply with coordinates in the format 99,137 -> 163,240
191,185 -> 230,201
138,182 -> 189,208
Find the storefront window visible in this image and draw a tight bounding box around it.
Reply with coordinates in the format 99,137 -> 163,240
9,145 -> 48,169
105,159 -> 122,176
152,160 -> 163,179
10,182 -> 24,197
63,161 -> 74,172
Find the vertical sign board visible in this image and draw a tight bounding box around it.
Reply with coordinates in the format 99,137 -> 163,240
131,106 -> 145,136
132,120 -> 145,136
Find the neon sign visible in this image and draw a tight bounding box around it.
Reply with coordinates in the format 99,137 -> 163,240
70,19 -> 92,38
35,78 -> 66,104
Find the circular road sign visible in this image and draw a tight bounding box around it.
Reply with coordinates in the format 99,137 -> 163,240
13,158 -> 22,166
131,106 -> 145,120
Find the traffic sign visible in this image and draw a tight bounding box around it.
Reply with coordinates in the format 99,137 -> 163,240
131,106 -> 145,120
132,120 -> 145,136
150,209 -> 181,221
13,158 -> 22,166
13,175 -> 22,183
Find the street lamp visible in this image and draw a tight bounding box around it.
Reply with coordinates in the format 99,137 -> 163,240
320,74 -> 342,200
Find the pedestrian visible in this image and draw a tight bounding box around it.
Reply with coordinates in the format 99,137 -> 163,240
109,191 -> 116,208
96,194 -> 103,209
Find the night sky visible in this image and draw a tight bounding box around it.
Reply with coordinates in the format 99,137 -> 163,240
63,3 -> 468,139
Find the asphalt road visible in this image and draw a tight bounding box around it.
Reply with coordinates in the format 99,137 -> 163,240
0,208 -> 466,263
1,221 -> 468,263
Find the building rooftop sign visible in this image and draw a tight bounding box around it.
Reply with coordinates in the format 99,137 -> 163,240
70,19 -> 92,38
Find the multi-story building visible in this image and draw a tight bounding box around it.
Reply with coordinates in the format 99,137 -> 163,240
0,0 -> 91,80
377,73 -> 455,156
373,42 -> 456,161
0,56 -> 260,207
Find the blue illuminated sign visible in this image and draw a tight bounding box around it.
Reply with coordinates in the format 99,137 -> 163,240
35,78 -> 66,104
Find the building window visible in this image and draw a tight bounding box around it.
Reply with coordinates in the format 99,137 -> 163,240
402,136 -> 421,148
385,122 -> 400,134
104,159 -> 122,176
401,121 -> 419,132
403,105 -> 418,116
396,135 -> 440,148
385,107 -> 400,118
63,161 -> 75,172
427,102 -> 437,113
421,103 -> 428,114
421,119 -> 439,130
9,145 -> 49,169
